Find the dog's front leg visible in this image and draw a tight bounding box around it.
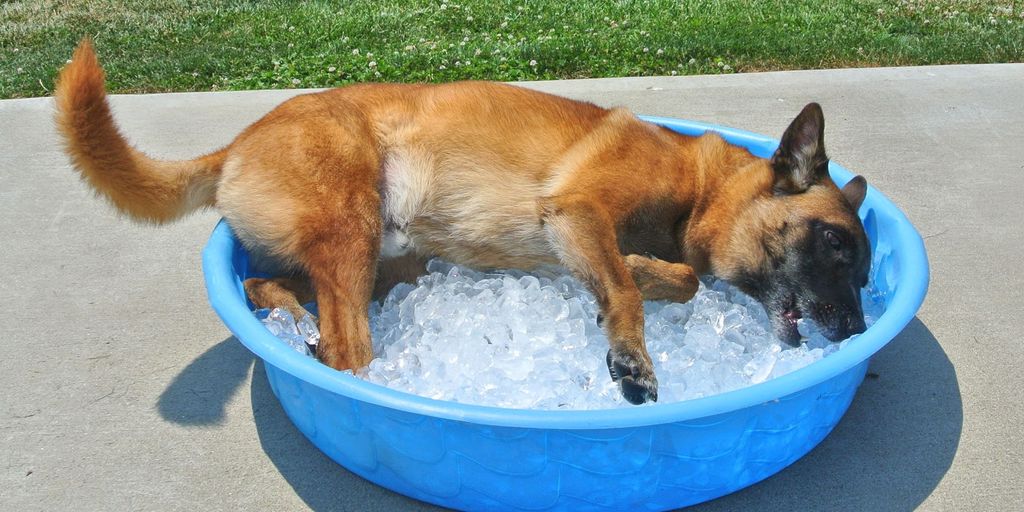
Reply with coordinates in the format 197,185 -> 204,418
624,255 -> 699,303
540,193 -> 657,404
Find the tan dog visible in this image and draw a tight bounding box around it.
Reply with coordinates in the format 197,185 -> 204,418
55,40 -> 870,404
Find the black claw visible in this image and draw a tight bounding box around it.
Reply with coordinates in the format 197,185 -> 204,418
596,313 -> 604,328
606,349 -> 618,380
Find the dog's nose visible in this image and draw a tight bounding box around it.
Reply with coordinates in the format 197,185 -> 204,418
846,314 -> 867,337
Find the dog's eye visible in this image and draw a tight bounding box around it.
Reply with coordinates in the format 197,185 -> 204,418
825,230 -> 842,251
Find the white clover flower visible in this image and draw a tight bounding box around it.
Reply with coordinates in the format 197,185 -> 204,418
292,78 -> 300,85
439,65 -> 447,70
529,59 -> 537,66
688,58 -> 697,65
474,48 -> 482,56
367,52 -> 373,57
501,21 -> 508,28
657,48 -> 664,55
288,25 -> 295,31
352,49 -> 360,55
328,66 -> 337,72
643,47 -> 649,53
368,61 -> 377,68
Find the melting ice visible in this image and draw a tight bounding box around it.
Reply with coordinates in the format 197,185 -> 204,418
257,260 -> 883,410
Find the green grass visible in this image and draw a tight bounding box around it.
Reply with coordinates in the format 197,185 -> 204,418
1,0 -> 1022,99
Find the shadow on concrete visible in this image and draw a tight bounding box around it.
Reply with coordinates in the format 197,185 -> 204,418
693,317 -> 962,511
159,317 -> 959,511
157,336 -> 254,425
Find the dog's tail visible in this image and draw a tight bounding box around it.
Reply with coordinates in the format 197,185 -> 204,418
54,38 -> 225,224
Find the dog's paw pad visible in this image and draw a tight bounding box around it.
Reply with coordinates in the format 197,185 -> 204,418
605,349 -> 658,404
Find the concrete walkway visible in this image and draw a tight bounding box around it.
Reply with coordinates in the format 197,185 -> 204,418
2,64 -> 1022,511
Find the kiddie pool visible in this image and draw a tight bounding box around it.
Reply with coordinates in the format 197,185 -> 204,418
202,117 -> 929,511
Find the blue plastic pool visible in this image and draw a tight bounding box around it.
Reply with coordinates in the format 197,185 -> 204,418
202,117 -> 929,510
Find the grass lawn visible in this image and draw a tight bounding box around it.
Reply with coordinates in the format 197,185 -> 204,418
1,0 -> 1022,99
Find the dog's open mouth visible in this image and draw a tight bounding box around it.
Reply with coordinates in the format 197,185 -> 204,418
783,307 -> 801,325
775,297 -> 803,345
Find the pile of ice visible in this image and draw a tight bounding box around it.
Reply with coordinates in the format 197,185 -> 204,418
257,260 -> 883,410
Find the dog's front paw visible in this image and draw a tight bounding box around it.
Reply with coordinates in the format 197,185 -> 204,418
606,349 -> 658,404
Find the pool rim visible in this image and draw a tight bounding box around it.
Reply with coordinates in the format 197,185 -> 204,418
201,116 -> 930,430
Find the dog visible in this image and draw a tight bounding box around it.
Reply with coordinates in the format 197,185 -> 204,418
54,39 -> 870,405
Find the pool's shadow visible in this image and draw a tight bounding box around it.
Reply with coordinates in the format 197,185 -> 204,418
157,336 -> 254,425
159,317 -> 959,511
156,336 -> 436,510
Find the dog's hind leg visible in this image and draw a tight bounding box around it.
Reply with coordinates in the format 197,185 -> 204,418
244,253 -> 427,320
624,255 -> 699,303
221,108 -> 385,372
304,224 -> 380,371
244,276 -> 316,320
292,135 -> 384,371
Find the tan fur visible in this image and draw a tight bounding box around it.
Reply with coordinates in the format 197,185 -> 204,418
55,40 -> 862,404
54,39 -> 225,224
243,277 -> 316,321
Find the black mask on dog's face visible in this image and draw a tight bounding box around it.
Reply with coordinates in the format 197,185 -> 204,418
715,103 -> 871,345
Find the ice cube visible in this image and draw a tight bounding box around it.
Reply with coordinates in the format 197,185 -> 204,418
296,314 -> 320,347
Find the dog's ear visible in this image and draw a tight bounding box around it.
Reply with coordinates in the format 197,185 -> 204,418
771,102 -> 828,195
841,175 -> 867,211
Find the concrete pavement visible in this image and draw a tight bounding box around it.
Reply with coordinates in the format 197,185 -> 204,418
1,64 -> 1022,510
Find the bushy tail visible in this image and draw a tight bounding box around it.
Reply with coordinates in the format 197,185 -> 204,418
54,38 -> 225,224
